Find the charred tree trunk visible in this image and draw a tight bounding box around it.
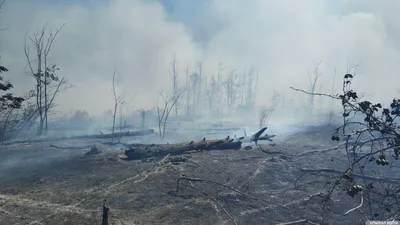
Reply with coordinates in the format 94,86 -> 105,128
101,200 -> 110,225
124,138 -> 242,160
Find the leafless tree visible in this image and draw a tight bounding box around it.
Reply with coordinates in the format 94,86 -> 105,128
346,61 -> 360,76
258,91 -> 279,129
24,24 -> 69,135
157,89 -> 185,141
224,69 -> 241,114
216,62 -> 224,116
308,60 -> 322,113
170,54 -> 179,116
206,75 -> 217,112
111,70 -> 124,139
242,67 -> 257,109
258,108 -> 272,129
185,64 -> 191,117
197,63 -> 204,112
189,71 -> 200,116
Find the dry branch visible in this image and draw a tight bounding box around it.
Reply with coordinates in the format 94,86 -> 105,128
124,138 -> 242,160
188,181 -> 238,225
174,176 -> 289,210
277,219 -> 318,225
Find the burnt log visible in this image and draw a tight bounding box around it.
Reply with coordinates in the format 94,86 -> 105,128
124,139 -> 242,160
3,129 -> 155,145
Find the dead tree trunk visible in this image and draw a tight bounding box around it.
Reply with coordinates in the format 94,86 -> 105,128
124,138 -> 242,160
185,65 -> 190,117
101,200 -> 110,225
308,60 -> 322,114
111,70 -> 124,142
171,54 -> 179,116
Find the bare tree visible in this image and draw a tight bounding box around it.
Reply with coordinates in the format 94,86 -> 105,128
24,24 -> 69,135
206,75 -> 217,112
224,69 -> 241,114
216,62 -> 224,116
308,60 -> 322,113
157,89 -> 185,141
189,71 -> 200,116
111,70 -> 124,139
244,67 -> 257,109
258,91 -> 279,129
170,54 -> 179,116
140,109 -> 147,130
185,64 -> 191,117
197,62 -> 204,113
258,108 -> 272,129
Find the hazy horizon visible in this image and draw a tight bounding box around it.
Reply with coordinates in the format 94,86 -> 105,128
1,0 -> 399,118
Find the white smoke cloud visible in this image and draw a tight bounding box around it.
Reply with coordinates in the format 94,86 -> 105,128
0,0 -> 399,116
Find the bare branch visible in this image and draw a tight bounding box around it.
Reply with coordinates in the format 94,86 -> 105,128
344,193 -> 364,215
290,86 -> 340,99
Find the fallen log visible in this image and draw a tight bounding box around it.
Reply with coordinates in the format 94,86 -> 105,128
124,138 -> 242,160
3,129 -> 155,146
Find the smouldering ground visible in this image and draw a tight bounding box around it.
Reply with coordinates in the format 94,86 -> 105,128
0,126 -> 392,224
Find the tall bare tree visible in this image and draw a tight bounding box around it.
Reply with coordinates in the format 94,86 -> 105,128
189,71 -> 200,115
170,54 -> 179,116
185,64 -> 191,117
157,89 -> 185,141
206,75 -> 217,112
111,70 -> 124,139
308,60 -> 322,113
224,69 -> 241,114
24,24 -> 69,135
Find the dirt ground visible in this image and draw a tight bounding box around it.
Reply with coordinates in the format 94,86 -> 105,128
0,126 -> 397,225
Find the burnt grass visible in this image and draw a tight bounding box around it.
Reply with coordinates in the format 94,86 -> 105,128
0,126 -> 396,225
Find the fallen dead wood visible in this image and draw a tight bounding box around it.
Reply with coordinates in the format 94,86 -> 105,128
3,129 -> 154,146
188,180 -> 238,225
124,138 -> 242,160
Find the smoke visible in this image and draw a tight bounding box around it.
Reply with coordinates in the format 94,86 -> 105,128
0,0 -> 399,118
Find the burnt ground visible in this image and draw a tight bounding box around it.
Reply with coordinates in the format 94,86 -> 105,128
0,126 -> 398,225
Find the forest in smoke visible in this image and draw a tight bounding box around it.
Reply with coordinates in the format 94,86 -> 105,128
1,1 -> 400,224
0,0 -> 399,122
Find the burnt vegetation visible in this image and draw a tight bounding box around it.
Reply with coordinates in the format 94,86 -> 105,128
1,1 -> 400,224
292,73 -> 400,222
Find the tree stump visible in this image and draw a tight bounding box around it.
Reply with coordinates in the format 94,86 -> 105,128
102,199 -> 110,225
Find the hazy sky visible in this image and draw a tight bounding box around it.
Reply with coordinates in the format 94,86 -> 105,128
0,0 -> 399,116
